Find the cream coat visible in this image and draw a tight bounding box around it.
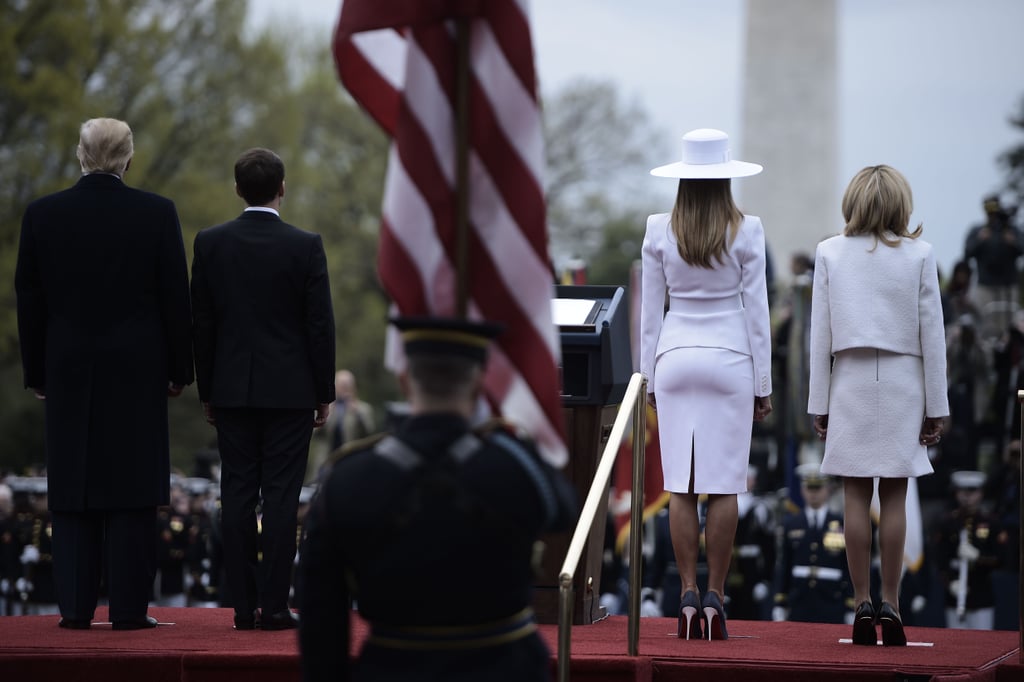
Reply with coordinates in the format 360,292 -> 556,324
640,213 -> 772,397
807,234 -> 949,418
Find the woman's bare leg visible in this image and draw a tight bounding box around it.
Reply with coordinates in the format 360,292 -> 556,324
876,477 -> 908,610
843,476 -> 875,606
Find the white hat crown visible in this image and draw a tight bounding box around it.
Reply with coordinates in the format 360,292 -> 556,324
650,128 -> 762,179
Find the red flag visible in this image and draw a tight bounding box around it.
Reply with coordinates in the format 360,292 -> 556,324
333,0 -> 567,466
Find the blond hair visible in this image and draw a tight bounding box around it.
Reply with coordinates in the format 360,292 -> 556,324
670,179 -> 743,268
841,164 -> 922,247
76,118 -> 133,175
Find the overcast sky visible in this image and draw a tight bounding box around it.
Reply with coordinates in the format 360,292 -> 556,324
248,0 -> 1024,276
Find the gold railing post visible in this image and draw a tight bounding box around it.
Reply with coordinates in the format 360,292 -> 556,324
626,375 -> 648,656
555,373 -> 646,682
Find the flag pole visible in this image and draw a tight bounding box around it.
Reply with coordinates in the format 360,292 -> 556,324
454,17 -> 471,319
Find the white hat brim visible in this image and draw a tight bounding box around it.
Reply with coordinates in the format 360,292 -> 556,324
650,160 -> 763,179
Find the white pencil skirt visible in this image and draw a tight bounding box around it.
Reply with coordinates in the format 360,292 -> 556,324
654,346 -> 753,494
819,348 -> 934,478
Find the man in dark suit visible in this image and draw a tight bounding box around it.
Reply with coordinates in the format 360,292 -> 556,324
15,117 -> 194,630
191,148 -> 335,631
298,317 -> 576,682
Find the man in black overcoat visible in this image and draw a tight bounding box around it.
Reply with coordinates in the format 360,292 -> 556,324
14,117 -> 194,630
191,148 -> 335,631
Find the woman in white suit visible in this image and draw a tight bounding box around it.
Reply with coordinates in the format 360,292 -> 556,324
808,165 -> 948,646
640,129 -> 773,640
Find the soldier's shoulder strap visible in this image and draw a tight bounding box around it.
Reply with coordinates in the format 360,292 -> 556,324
326,432 -> 388,467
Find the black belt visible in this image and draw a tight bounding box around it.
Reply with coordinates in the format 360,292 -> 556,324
368,607 -> 538,651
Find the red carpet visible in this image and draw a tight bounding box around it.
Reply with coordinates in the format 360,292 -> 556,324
0,608 -> 1020,682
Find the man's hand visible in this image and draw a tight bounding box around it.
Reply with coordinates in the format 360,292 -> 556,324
314,402 -> 331,428
167,382 -> 184,397
202,402 -> 215,426
29,387 -> 45,400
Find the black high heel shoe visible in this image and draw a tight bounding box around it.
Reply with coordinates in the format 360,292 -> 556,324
677,590 -> 702,640
851,600 -> 877,645
878,602 -> 906,646
701,591 -> 728,640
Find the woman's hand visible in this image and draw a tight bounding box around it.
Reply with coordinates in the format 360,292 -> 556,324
754,395 -> 772,421
813,414 -> 828,441
919,416 -> 944,446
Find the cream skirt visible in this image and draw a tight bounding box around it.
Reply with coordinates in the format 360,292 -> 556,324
819,348 -> 933,478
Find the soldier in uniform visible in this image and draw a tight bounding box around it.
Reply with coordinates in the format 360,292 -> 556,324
298,317 -> 576,682
934,470 -> 1001,629
727,467 -> 777,620
773,465 -> 852,623
183,477 -> 220,606
154,480 -> 193,606
9,477 -> 58,615
0,481 -> 17,615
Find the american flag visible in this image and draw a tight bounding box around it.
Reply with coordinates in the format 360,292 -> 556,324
332,0 -> 567,467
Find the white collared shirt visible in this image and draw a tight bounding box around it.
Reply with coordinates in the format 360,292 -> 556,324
244,206 -> 280,217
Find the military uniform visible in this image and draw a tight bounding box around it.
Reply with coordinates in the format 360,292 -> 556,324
935,470 -> 1001,629
298,413 -> 575,682
774,507 -> 852,623
727,491 -> 776,620
155,502 -> 192,606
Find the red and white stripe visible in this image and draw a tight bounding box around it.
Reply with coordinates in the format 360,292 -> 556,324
333,0 -> 567,466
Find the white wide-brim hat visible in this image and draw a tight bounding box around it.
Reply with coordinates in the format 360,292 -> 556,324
650,128 -> 763,179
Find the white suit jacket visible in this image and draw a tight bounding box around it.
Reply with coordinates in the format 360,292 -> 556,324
640,213 -> 772,397
807,234 -> 949,417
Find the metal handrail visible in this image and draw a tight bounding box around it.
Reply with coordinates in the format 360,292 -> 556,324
557,372 -> 648,681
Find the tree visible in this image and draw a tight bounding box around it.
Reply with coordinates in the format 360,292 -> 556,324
0,1 -> 391,474
542,78 -> 664,269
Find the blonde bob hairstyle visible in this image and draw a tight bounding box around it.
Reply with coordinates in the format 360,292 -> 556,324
76,118 -> 133,176
841,164 -> 922,247
670,178 -> 743,268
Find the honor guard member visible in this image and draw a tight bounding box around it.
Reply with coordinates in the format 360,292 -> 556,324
935,470 -> 1000,629
727,467 -> 777,620
773,465 -> 852,623
298,317 -> 576,682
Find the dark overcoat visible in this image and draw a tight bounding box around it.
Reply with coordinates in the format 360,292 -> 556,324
15,173 -> 194,512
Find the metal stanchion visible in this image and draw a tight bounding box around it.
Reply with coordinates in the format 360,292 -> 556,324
555,373 -> 647,682
627,377 -> 648,656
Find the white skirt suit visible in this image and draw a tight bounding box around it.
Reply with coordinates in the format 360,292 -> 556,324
640,213 -> 773,494
807,234 -> 949,478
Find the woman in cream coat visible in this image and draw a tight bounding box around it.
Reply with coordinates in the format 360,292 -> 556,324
641,129 -> 773,640
808,165 -> 948,646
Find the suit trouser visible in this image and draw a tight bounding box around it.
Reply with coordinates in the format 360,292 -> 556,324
51,508 -> 157,621
215,407 -> 312,615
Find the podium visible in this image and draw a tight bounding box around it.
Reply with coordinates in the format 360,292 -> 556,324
533,285 -> 632,624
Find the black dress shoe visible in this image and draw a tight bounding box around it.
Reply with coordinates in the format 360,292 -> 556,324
851,600 -> 877,645
260,610 -> 299,631
59,618 -> 91,630
112,615 -> 159,631
878,602 -> 906,646
234,610 -> 259,630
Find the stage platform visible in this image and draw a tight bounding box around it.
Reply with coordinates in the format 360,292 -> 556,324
0,607 -> 1020,682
